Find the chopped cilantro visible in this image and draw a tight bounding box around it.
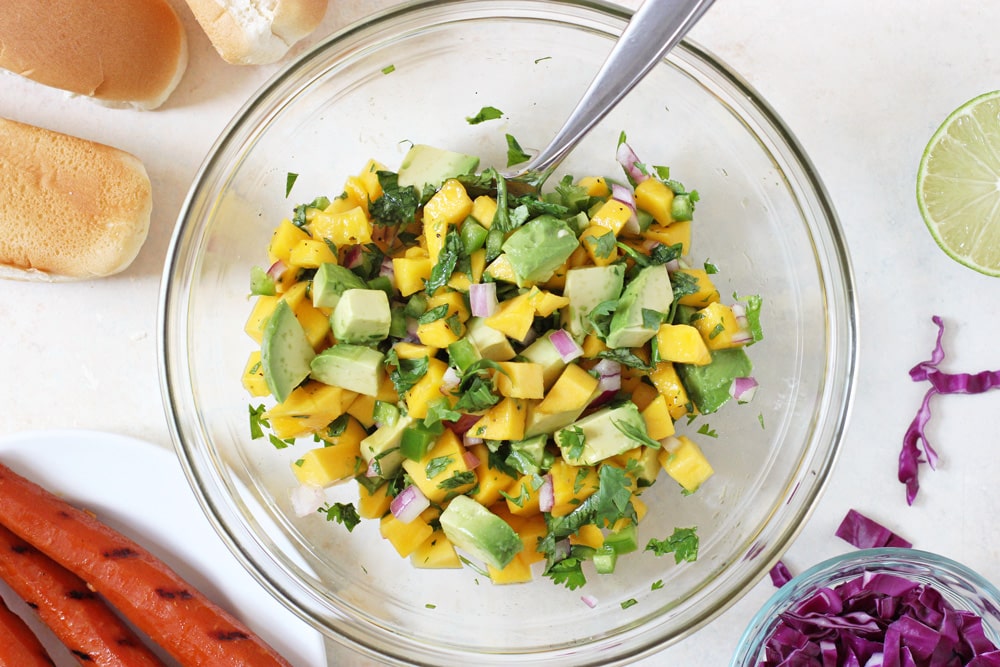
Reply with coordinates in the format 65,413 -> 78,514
369,171 -> 420,226
620,598 -> 638,610
320,502 -> 361,532
696,423 -> 718,438
386,350 -> 430,394
438,470 -> 476,490
249,405 -> 270,439
418,304 -> 449,324
612,419 -> 661,449
742,294 -> 764,343
651,579 -> 664,590
560,425 -> 586,461
466,105 -> 504,124
426,229 -> 464,294
704,259 -> 719,274
425,455 -> 454,479
452,375 -> 500,412
425,602 -> 436,609
381,64 -> 396,74
505,133 -> 531,167
539,466 -> 635,558
585,230 -> 617,259
596,348 -> 654,372
586,299 -> 618,338
326,414 -> 350,437
641,307 -> 666,331
646,526 -> 699,564
670,270 -> 700,302
423,398 -> 462,429
544,557 -> 587,590
269,434 -> 294,450
285,172 -> 298,197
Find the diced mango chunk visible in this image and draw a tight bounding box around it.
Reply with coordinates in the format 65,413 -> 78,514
658,435 -> 714,493
634,178 -> 675,226
674,268 -> 720,307
495,362 -> 545,399
656,324 -> 712,366
691,302 -> 747,350
380,514 -> 434,558
411,530 -> 462,569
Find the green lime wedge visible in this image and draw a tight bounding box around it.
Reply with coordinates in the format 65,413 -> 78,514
917,90 -> 1000,276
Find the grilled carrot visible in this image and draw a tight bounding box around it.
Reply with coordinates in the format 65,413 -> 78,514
0,462 -> 292,667
0,523 -> 165,666
0,594 -> 53,667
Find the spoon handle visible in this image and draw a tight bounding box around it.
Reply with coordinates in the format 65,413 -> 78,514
523,0 -> 716,175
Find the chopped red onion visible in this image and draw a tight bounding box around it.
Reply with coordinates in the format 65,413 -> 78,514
440,366 -> 461,392
379,257 -> 396,286
365,458 -> 381,478
290,484 -> 326,517
581,594 -> 599,609
593,359 -> 622,379
463,450 -> 481,470
266,259 -> 287,281
616,140 -> 649,184
730,376 -> 758,403
463,433 -> 484,447
549,329 -> 583,363
469,282 -> 498,317
390,484 -> 430,524
445,413 -> 480,436
538,474 -> 554,513
342,244 -> 363,268
835,509 -> 912,549
589,361 -> 622,407
611,182 -> 640,234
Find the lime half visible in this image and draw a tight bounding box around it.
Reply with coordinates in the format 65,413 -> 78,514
917,90 -> 1000,276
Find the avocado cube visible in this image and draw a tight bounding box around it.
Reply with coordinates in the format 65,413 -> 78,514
312,262 -> 367,309
606,264 -> 673,349
501,215 -> 579,283
555,403 -> 647,466
439,495 -> 523,570
561,265 -> 625,340
332,288 -> 391,344
397,144 -> 481,192
310,344 -> 385,397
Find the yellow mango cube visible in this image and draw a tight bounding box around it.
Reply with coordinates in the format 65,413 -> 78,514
484,292 -> 535,342
402,429 -> 476,504
578,176 -> 610,198
470,398 -> 527,441
292,298 -> 331,350
691,302 -> 747,350
392,256 -> 433,297
266,382 -> 350,437
356,158 -> 387,201
634,178 -> 676,226
242,351 -> 269,396
674,268 -> 720,307
549,460 -> 599,517
427,290 -> 471,322
581,333 -> 608,358
292,441 -> 364,487
393,342 -> 437,359
268,219 -> 311,264
504,474 -> 542,517
468,443 -> 518,507
648,361 -> 692,420
411,530 -> 462,569
484,253 -> 523,285
535,364 -> 599,414
656,324 -> 712,366
380,514 -> 434,558
402,357 -> 453,419
641,394 -> 676,440
310,206 -> 373,246
288,238 -> 338,269
642,221 -> 691,256
358,481 -> 392,519
512,514 -> 548,564
423,179 -> 473,262
488,553 -> 534,584
579,225 -> 618,266
629,380 -> 659,411
495,362 -> 545,399
658,435 -> 714,493
470,195 -> 498,228
416,317 -> 463,348
527,287 -> 570,317
318,415 -> 369,449
570,523 -> 605,549
245,295 -> 279,343
589,199 -> 633,236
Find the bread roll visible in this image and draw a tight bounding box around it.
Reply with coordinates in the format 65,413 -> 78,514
0,118 -> 152,281
184,0 -> 328,65
0,0 -> 187,110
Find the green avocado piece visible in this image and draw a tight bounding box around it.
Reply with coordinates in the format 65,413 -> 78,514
312,263 -> 367,309
561,264 -> 625,340
519,331 -> 567,390
359,414 -> 414,479
260,299 -> 316,403
676,348 -> 753,414
397,144 -> 480,192
606,264 -> 674,349
309,343 -> 385,397
331,288 -> 391,344
439,495 -> 523,570
555,403 -> 646,466
501,215 -> 579,284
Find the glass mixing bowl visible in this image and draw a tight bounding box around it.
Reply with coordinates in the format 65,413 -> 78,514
731,548 -> 1000,666
159,1 -> 857,664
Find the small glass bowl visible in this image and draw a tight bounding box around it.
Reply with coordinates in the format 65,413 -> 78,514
731,548 -> 1000,666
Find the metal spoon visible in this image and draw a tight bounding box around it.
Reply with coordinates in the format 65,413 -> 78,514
505,0 -> 716,194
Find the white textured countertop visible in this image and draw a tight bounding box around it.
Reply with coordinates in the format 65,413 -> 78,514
4,1 -> 1000,664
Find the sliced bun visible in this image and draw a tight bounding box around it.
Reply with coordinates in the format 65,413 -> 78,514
0,0 -> 187,110
184,0 -> 328,65
0,118 -> 152,281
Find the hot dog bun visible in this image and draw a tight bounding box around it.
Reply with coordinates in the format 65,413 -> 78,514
0,0 -> 187,110
0,118 -> 152,281
183,0 -> 328,65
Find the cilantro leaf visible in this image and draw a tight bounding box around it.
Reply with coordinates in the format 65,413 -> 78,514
559,425 -> 586,461
320,502 -> 361,532
369,171 -> 420,226
670,270 -> 700,303
612,418 -> 661,449
596,348 -> 654,372
426,228 -> 464,294
539,465 -> 636,557
544,557 -> 587,590
438,470 -> 476,490
425,455 -> 453,479
586,299 -> 618,338
585,230 -> 617,259
742,294 -> 764,343
697,423 -> 718,438
418,304 -> 449,324
249,404 -> 269,440
292,195 -> 331,227
505,133 -> 532,167
645,526 -> 699,564
424,398 -> 462,429
466,105 -> 504,124
285,172 -> 298,197
386,350 -> 430,395
453,375 -> 500,413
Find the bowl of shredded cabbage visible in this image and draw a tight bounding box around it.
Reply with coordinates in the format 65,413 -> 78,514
159,1 -> 857,664
732,548 -> 1000,666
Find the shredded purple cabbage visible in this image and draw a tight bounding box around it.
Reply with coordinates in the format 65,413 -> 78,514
836,509 -> 912,550
756,571 -> 1000,666
771,560 -> 794,587
901,316 -> 1000,505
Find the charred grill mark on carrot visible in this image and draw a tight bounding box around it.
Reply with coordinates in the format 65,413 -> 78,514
0,594 -> 55,667
154,587 -> 193,600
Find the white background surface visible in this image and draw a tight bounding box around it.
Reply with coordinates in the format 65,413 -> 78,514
4,0 -> 1000,664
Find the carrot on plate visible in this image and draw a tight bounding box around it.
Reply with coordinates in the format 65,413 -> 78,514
0,462 -> 292,667
0,523 -> 165,666
0,593 -> 53,667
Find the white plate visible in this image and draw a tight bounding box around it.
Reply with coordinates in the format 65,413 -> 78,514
0,430 -> 327,667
